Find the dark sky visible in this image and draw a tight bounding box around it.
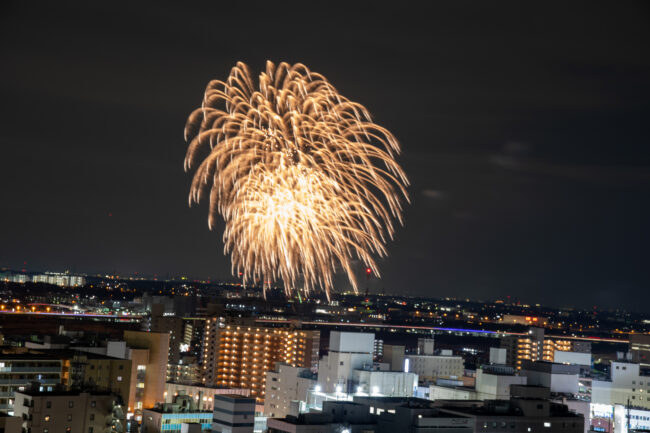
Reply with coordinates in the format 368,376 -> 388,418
1,1 -> 649,311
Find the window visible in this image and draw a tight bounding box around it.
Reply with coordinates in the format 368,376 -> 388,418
117,376 -> 122,382
46,401 -> 51,409
43,430 -> 49,433
44,416 -> 50,422
66,428 -> 71,433
340,361 -> 344,366
88,428 -> 93,433
68,401 -> 74,408
90,414 -> 95,421
67,415 -> 72,421
91,401 -> 96,408
544,422 -> 551,428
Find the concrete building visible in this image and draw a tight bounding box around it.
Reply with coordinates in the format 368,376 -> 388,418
318,332 -> 374,394
151,311 -> 185,365
488,347 -> 507,365
165,382 -> 250,411
13,389 -> 125,433
267,401 -> 375,433
142,395 -> 212,433
474,365 -> 527,400
519,361 -> 580,394
592,361 -> 650,410
351,369 -> 418,397
404,353 -> 464,382
0,353 -> 63,413
271,394 -> 583,433
630,334 -> 650,367
212,395 -> 256,433
501,327 -> 591,369
264,363 -> 316,418
429,364 -> 527,402
0,413 -> 21,433
201,321 -> 319,401
123,331 -> 170,420
439,386 -> 584,432
417,338 -> 434,356
167,355 -> 200,385
382,345 -> 405,372
554,351 -> 591,367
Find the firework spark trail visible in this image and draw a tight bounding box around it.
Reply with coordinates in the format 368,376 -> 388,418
185,61 -> 409,299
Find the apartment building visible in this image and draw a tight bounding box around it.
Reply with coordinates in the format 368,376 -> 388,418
200,321 -> 319,401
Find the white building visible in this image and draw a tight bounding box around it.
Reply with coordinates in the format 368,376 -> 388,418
318,332 -> 374,393
489,347 -> 507,365
554,351 -> 591,367
591,361 -> 650,410
405,354 -> 464,381
474,365 -> 527,400
264,363 -> 316,418
519,361 -> 580,395
351,369 -> 418,397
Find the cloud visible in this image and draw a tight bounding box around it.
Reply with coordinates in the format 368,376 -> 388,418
489,141 -> 650,186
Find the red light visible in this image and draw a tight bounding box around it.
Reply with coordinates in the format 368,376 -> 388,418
365,267 -> 372,275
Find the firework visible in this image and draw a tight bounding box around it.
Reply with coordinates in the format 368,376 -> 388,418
184,61 -> 408,298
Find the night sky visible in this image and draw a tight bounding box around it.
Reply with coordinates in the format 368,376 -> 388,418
1,1 -> 649,311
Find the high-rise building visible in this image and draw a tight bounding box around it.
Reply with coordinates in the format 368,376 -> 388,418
123,331 -> 170,420
200,321 -> 319,401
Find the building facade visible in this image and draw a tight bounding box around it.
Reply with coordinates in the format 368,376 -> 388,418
264,363 -> 316,418
212,395 -> 256,433
200,321 -> 319,401
13,389 -> 124,433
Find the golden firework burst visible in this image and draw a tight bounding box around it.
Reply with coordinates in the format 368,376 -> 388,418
185,61 -> 409,298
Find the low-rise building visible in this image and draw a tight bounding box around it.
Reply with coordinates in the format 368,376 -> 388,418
165,382 -> 250,411
212,395 -> 256,433
264,363 -> 316,418
142,395 -> 212,433
404,353 -> 464,382
0,354 -> 63,413
519,361 -> 580,394
351,369 -> 417,397
13,389 -> 125,433
592,361 -> 650,410
267,401 -> 375,433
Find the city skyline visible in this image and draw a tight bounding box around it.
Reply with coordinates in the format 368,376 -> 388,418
1,1 -> 649,311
